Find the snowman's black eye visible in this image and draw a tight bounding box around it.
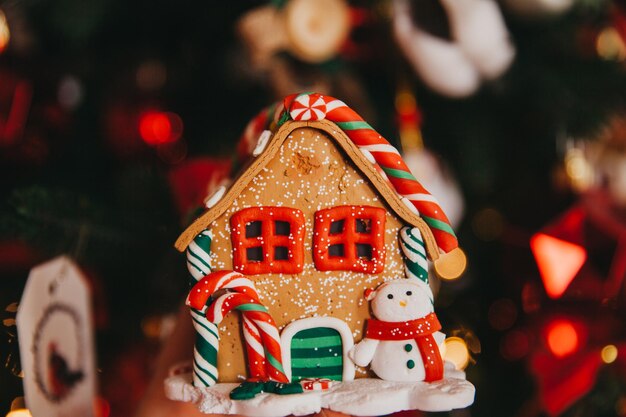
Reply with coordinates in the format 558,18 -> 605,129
406,291 -> 412,296
387,294 -> 394,299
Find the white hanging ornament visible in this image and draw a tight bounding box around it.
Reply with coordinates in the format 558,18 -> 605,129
392,0 -> 515,98
237,0 -> 350,68
17,257 -> 97,417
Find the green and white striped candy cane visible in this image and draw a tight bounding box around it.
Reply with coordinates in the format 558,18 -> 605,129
186,229 -> 213,282
186,229 -> 220,387
399,226 -> 434,304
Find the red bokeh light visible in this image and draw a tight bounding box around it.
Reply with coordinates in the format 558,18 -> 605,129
94,396 -> 110,417
138,111 -> 183,145
546,319 -> 579,358
531,233 -> 586,299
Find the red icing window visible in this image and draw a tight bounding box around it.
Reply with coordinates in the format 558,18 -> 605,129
313,206 -> 386,274
231,207 -> 305,275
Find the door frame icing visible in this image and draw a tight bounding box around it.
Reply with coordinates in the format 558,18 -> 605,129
280,316 -> 356,382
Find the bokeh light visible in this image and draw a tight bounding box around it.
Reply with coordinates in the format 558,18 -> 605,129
597,27 -> 626,61
138,111 -> 183,146
0,10 -> 9,54
531,233 -> 586,299
601,344 -> 618,364
6,398 -> 31,417
564,146 -> 595,192
58,76 -> 83,110
6,410 -> 31,417
546,319 -> 579,358
443,337 -> 470,370
94,396 -> 111,417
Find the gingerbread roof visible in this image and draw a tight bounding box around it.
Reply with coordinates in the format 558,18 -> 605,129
175,93 -> 466,279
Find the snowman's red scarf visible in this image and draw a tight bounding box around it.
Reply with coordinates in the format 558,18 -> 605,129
365,312 -> 444,382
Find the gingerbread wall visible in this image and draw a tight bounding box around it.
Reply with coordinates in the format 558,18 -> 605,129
209,126 -> 407,381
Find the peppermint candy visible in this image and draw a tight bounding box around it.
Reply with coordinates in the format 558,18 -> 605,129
288,93 -> 328,121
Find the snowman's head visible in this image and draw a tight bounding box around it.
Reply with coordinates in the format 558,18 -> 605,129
366,279 -> 433,322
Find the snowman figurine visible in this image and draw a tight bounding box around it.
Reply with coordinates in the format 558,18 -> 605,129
349,279 -> 446,382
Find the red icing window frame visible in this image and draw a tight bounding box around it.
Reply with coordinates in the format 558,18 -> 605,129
231,207 -> 305,275
313,206 -> 386,274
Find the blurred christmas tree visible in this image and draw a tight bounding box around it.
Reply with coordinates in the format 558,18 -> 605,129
1,0 -> 626,416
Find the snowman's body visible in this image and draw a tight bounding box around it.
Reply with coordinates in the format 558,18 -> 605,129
350,279 -> 445,382
372,338 -> 426,381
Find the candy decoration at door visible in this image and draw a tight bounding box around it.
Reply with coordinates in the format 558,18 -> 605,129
187,270 -> 289,385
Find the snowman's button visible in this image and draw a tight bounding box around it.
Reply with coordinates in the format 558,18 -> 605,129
406,360 -> 415,369
404,344 -> 413,352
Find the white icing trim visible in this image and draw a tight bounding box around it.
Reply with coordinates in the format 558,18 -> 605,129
280,317 -> 355,382
204,186 -> 226,209
253,130 -> 272,156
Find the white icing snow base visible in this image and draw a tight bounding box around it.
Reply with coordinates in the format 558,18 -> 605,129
165,374 -> 474,417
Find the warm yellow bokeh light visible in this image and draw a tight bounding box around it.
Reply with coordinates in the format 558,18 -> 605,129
597,27 -> 626,61
0,10 -> 9,53
443,336 -> 470,370
6,410 -> 32,417
564,148 -> 594,192
601,344 -> 618,364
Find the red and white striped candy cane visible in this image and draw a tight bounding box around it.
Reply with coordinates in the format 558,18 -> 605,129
187,270 -> 289,383
206,292 -> 288,382
187,270 -> 260,306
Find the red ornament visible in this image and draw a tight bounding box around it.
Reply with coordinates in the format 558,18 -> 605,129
530,191 -> 626,301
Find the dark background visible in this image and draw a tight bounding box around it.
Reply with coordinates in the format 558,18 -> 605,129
1,1 -> 626,416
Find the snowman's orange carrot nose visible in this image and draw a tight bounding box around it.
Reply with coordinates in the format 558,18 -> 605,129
399,300 -> 407,307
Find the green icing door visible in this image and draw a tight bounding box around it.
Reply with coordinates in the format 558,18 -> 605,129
289,327 -> 344,381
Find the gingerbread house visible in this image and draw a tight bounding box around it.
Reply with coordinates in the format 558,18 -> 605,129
174,93 -> 466,391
